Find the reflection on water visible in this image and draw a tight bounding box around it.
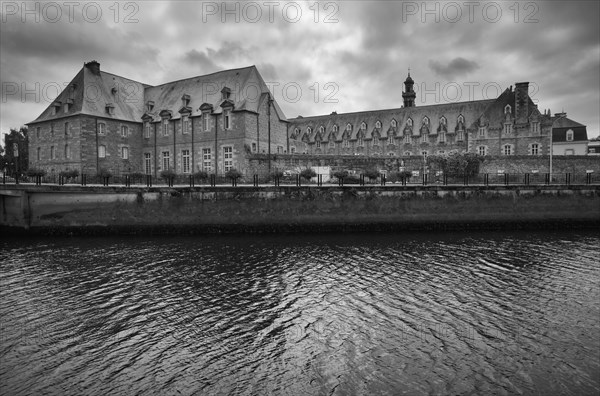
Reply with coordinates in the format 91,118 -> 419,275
1,231 -> 599,395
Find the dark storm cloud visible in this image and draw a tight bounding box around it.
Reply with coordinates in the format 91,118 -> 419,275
429,58 -> 480,79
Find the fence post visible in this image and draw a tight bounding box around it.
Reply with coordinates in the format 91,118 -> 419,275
443,174 -> 448,186
15,174 -> 19,185
338,177 -> 344,187
317,174 -> 322,186
586,173 -> 591,185
296,174 -> 301,187
2,172 -> 5,184
463,175 -> 468,186
210,174 -> 216,187
565,173 -> 571,186
484,174 -> 489,186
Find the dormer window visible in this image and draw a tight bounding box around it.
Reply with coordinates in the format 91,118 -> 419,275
221,87 -> 232,101
224,109 -> 231,130
333,125 -> 339,133
346,123 -> 352,131
391,119 -> 397,128
181,94 -> 191,107
111,87 -> 117,95
458,115 -> 464,124
63,103 -> 69,113
292,128 -> 300,139
319,126 -> 325,134
146,101 -> 155,112
361,122 -> 366,130
440,116 -> 447,126
375,121 -> 382,129
566,129 -> 574,141
144,122 -> 151,139
162,118 -> 169,136
505,104 -> 512,114
106,103 -> 115,115
307,127 -> 312,136
182,115 -> 190,134
52,102 -> 61,115
406,118 -> 413,127
422,116 -> 429,126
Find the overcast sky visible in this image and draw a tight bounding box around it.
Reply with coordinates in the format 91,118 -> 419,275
1,0 -> 599,144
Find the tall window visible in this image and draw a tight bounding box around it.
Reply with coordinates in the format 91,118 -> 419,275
421,134 -> 428,144
144,153 -> 152,174
121,125 -> 128,137
202,148 -> 212,172
98,123 -> 105,135
98,145 -> 105,158
361,122 -> 366,131
388,135 -> 395,145
50,145 -> 55,159
343,137 -> 349,148
145,122 -> 151,139
438,133 -> 446,143
391,119 -> 397,128
566,129 -> 574,141
162,119 -> 169,136
457,131 -> 465,141
503,144 -> 513,155
530,143 -> 539,155
329,140 -> 335,149
224,110 -> 231,130
182,116 -> 190,134
532,122 -> 540,134
37,147 -> 41,160
51,123 -> 55,137
182,149 -> 190,173
64,144 -> 70,159
316,140 -> 321,149
478,126 -> 486,137
36,127 -> 40,138
223,146 -> 233,171
64,122 -> 69,136
203,114 -> 210,132
358,135 -> 364,146
122,146 -> 129,160
477,145 -> 487,156
504,123 -> 512,135
162,151 -> 170,170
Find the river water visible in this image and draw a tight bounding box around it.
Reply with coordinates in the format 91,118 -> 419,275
1,231 -> 599,395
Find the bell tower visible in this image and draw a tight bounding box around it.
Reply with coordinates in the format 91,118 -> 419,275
402,69 -> 416,107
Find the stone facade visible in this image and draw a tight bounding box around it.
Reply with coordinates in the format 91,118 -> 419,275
27,62 -> 589,176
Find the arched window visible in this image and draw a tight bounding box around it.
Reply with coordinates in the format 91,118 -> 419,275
391,119 -> 397,128
440,116 -> 447,126
346,123 -> 352,131
307,127 -> 312,135
458,115 -> 464,124
505,104 -> 512,114
422,116 -> 429,126
319,126 -> 325,134
566,129 -> 574,141
333,125 -> 339,133
293,128 -> 300,139
361,122 -> 367,130
406,118 -> 413,127
375,120 -> 382,129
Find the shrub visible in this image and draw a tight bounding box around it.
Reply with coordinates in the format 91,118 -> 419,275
332,170 -> 348,180
270,169 -> 284,179
363,167 -> 380,181
427,152 -> 484,177
26,167 -> 47,177
129,172 -> 145,179
160,169 -> 176,181
99,168 -> 112,178
300,167 -> 316,181
225,168 -> 242,180
59,169 -> 79,180
194,170 -> 209,180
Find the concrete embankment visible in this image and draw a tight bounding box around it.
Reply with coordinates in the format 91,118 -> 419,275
1,184 -> 599,235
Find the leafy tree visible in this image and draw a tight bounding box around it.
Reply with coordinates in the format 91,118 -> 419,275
363,167 -> 380,181
332,169 -> 348,180
1,126 -> 28,175
225,168 -> 242,180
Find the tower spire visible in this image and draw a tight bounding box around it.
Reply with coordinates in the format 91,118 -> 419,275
402,69 -> 416,107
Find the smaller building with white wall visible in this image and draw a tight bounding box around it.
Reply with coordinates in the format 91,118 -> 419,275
552,116 -> 588,155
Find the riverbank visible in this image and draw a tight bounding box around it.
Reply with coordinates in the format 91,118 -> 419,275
1,184 -> 599,235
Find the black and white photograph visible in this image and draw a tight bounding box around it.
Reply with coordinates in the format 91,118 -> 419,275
1,1 -> 599,395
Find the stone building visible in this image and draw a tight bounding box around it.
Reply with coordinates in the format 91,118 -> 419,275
288,75 -> 589,159
27,61 -> 288,176
27,62 -> 589,176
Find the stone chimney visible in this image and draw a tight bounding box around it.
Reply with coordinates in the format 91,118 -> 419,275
514,82 -> 529,124
85,60 -> 101,75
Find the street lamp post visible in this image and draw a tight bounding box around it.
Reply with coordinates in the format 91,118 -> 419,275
549,114 -> 566,183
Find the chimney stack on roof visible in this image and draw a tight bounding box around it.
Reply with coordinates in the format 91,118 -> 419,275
85,60 -> 101,75
514,82 -> 529,124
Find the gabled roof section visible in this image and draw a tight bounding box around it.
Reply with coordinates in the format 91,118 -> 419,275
29,65 -> 149,124
288,99 -> 495,140
143,65 -> 287,121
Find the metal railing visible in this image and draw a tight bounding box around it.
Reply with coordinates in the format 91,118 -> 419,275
2,172 -> 599,187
